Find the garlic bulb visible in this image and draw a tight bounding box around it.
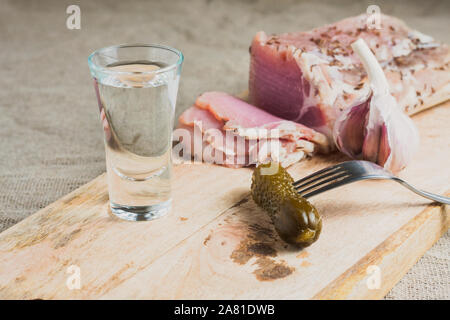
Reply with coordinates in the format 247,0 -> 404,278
333,39 -> 419,173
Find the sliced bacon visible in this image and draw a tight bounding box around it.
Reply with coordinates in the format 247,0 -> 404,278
176,92 -> 330,168
195,91 -> 280,126
249,14 -> 450,139
195,92 -> 329,149
178,105 -> 223,130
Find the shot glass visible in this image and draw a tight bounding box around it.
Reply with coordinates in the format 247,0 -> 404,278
88,44 -> 183,221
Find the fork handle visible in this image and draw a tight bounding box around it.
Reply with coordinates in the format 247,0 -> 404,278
393,177 -> 450,205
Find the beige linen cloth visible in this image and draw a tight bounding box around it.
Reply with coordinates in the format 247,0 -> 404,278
0,0 -> 448,299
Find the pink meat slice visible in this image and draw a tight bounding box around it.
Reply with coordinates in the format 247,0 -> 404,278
194,91 -> 329,149
249,13 -> 450,139
176,92 -> 330,167
178,104 -> 224,130
195,91 -> 281,126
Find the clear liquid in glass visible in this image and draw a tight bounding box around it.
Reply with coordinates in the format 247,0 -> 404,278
93,60 -> 177,221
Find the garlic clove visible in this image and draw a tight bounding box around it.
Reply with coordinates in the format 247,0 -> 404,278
333,100 -> 369,158
381,106 -> 420,172
377,123 -> 390,167
333,39 -> 419,173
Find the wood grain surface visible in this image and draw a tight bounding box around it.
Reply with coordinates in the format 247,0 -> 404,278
0,102 -> 448,300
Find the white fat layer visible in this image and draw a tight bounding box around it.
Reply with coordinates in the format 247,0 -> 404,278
409,30 -> 440,49
223,121 -> 316,155
249,139 -> 286,165
409,30 -> 434,43
224,121 -> 302,140
334,55 -> 354,69
295,140 -> 315,153
290,26 -> 443,119
377,45 -> 390,61
280,150 -> 306,167
196,118 -> 320,167
203,129 -> 236,156
391,39 -> 413,57
296,52 -> 338,106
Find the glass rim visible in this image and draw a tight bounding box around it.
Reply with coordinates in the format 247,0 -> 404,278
88,43 -> 184,76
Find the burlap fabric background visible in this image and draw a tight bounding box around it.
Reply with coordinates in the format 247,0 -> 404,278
0,0 -> 448,299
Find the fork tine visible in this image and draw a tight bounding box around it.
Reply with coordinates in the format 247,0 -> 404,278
301,176 -> 357,199
297,171 -> 351,196
294,166 -> 347,191
293,163 -> 345,187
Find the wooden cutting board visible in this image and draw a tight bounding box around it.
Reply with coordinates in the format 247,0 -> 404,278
0,102 -> 448,300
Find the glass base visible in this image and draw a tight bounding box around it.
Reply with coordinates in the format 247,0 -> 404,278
110,199 -> 171,221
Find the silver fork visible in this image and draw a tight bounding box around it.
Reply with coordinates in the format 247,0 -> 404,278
294,160 -> 450,204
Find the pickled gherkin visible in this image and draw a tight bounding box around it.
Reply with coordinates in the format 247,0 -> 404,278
251,162 -> 322,247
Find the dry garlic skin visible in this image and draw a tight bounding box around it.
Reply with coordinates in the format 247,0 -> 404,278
333,39 -> 419,173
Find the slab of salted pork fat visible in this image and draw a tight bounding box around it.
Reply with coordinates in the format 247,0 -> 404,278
176,92 -> 330,168
249,14 -> 450,138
